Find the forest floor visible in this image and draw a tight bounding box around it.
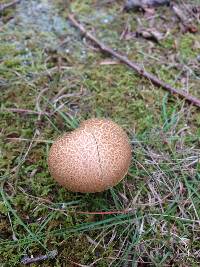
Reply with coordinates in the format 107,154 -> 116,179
0,0 -> 200,266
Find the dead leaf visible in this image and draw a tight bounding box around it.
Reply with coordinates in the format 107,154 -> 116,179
136,28 -> 164,42
187,24 -> 198,33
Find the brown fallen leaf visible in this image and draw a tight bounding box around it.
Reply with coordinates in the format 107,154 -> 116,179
135,28 -> 164,43
187,25 -> 198,33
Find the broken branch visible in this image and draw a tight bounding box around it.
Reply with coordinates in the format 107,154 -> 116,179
68,13 -> 200,108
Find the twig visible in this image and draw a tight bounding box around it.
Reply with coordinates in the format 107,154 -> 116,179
21,250 -> 58,265
6,137 -> 53,143
3,108 -> 50,116
77,210 -> 132,215
68,14 -> 200,108
67,259 -> 88,267
0,0 -> 21,12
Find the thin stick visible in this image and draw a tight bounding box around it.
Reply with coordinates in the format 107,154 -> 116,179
6,137 -> 53,144
21,250 -> 58,265
77,210 -> 131,215
3,108 -> 50,116
0,0 -> 21,12
68,14 -> 200,108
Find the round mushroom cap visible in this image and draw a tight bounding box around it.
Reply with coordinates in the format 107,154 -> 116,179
48,118 -> 132,193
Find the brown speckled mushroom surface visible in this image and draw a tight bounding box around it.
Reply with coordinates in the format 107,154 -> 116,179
48,118 -> 132,193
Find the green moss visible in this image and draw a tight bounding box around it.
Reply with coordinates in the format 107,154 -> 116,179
163,35 -> 175,49
179,34 -> 200,60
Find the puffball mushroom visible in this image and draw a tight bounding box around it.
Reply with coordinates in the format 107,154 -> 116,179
48,118 -> 132,193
